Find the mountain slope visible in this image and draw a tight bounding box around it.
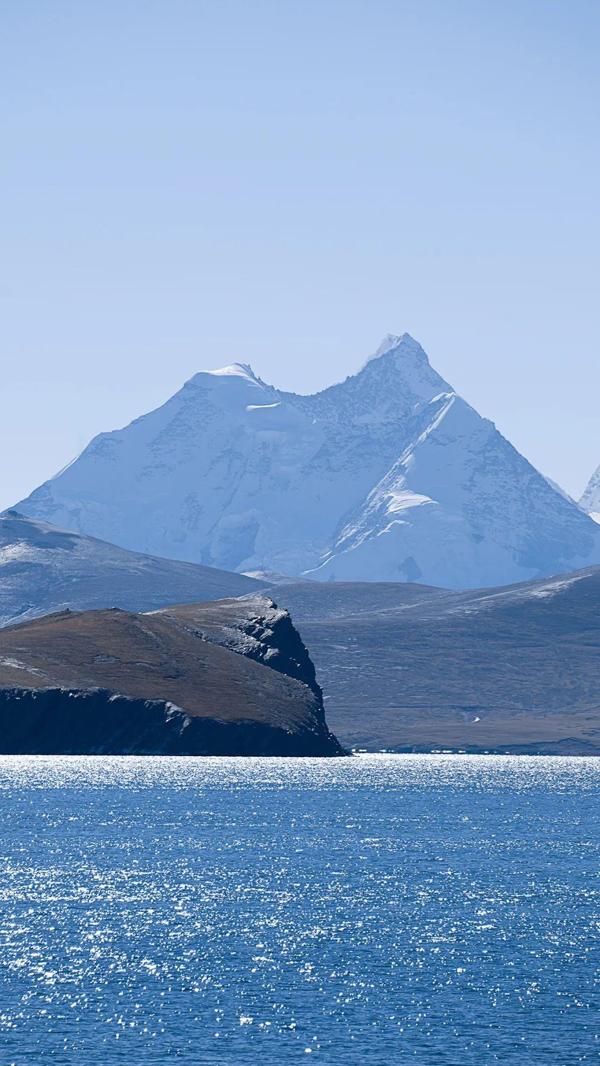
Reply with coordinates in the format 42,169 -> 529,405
580,465 -> 600,522
0,597 -> 343,756
16,335 -> 600,588
263,570 -> 600,755
0,510 -> 261,628
310,393 -> 598,587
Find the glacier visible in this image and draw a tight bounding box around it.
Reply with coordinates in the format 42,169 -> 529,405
15,334 -> 600,589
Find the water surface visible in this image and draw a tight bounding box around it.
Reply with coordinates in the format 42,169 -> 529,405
0,754 -> 597,1064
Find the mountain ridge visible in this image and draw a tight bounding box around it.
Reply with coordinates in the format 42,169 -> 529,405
15,335 -> 600,589
0,509 -> 261,628
263,567 -> 600,754
580,464 -> 600,522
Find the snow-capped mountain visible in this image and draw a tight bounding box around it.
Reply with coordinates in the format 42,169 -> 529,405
580,466 -> 600,523
0,510 -> 260,628
15,334 -> 600,588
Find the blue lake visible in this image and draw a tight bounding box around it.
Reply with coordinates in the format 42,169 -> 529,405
0,754 -> 597,1064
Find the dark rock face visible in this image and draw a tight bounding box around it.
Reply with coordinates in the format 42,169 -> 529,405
0,598 -> 344,757
155,598 -> 322,700
0,688 -> 338,756
265,573 -> 600,756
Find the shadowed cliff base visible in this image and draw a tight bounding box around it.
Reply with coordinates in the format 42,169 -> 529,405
0,688 -> 340,756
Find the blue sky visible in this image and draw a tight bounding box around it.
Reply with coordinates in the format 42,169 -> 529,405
1,0 -> 599,507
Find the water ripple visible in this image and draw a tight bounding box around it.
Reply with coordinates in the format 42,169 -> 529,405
0,755 -> 597,1064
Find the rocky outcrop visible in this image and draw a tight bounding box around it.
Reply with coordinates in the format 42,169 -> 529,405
154,597 -> 323,699
0,598 -> 344,756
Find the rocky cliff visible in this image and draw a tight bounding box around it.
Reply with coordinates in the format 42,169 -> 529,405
0,596 -> 343,756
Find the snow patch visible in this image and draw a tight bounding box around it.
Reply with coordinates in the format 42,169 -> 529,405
207,363 -> 259,381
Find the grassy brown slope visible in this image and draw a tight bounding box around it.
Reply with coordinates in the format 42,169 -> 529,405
0,598 -> 343,755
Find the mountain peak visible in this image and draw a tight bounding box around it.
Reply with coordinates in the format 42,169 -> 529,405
184,363 -> 264,389
341,331 -> 450,409
206,362 -> 259,381
373,333 -> 403,357
185,362 -> 268,397
14,332 -> 600,588
363,332 -> 429,368
376,331 -> 415,353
